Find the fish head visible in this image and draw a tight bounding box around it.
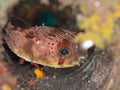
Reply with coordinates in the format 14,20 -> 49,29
55,39 -> 87,68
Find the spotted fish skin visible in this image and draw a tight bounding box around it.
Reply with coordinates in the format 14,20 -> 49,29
5,23 -> 87,68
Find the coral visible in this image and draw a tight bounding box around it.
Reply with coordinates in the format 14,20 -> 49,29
75,0 -> 120,48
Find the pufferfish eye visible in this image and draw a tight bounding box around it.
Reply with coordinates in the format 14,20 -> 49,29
58,47 -> 71,57
60,49 -> 69,56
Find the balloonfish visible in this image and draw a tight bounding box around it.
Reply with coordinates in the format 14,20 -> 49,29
4,23 -> 87,68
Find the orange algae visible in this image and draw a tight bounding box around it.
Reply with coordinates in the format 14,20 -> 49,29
34,68 -> 45,78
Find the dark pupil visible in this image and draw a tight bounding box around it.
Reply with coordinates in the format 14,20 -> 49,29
60,49 -> 69,56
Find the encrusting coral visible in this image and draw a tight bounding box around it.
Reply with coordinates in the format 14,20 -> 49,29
75,0 -> 120,48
